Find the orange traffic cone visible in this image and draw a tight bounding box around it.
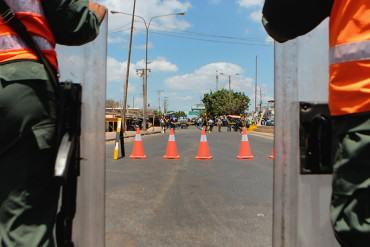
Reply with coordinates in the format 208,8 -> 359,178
237,128 -> 254,159
130,128 -> 147,159
268,148 -> 275,159
163,128 -> 180,159
195,127 -> 212,160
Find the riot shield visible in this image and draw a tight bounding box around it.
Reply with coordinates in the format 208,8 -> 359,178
273,20 -> 340,247
56,12 -> 108,247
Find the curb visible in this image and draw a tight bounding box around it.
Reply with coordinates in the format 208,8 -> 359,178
105,131 -> 162,142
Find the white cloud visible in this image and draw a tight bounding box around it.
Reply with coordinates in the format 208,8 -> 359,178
165,62 -> 251,91
265,36 -> 273,43
238,0 -> 263,8
107,56 -> 137,82
136,57 -> 178,72
107,56 -> 178,84
102,0 -> 191,32
237,0 -> 263,23
150,58 -> 179,72
108,34 -> 126,44
249,10 -> 262,23
135,42 -> 154,50
163,62 -> 275,111
160,62 -> 275,112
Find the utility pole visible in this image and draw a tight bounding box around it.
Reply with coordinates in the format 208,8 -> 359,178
219,72 -> 239,91
228,75 -> 231,91
157,90 -> 164,112
132,95 -> 135,108
164,97 -> 169,114
216,71 -> 219,91
114,0 -> 136,159
255,56 -> 258,113
259,87 -> 263,112
119,100 -> 123,113
136,68 -> 151,127
143,68 -> 150,130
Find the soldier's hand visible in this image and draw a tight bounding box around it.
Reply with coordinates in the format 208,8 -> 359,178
88,2 -> 107,23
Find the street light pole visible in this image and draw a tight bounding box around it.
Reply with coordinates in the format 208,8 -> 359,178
143,24 -> 149,130
112,0 -> 136,158
157,90 -> 164,112
219,72 -> 239,91
143,13 -> 185,130
255,56 -> 258,113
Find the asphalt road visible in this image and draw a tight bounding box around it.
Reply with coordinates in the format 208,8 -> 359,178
105,127 -> 273,247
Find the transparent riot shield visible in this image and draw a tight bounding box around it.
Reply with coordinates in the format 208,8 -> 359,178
273,20 -> 340,247
56,13 -> 107,247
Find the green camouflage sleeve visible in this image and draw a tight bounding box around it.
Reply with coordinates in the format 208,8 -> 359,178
42,0 -> 101,46
262,0 -> 333,43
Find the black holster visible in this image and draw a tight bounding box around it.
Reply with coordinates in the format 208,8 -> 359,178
54,82 -> 82,247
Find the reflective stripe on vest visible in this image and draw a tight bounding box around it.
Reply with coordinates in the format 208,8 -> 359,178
0,35 -> 53,51
0,0 -> 58,69
5,0 -> 44,16
330,40 -> 370,65
329,0 -> 370,116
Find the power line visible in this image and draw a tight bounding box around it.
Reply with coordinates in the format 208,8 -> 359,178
154,29 -> 262,42
111,23 -> 272,47
151,31 -> 271,47
112,23 -> 266,42
111,23 -> 132,33
111,19 -> 144,33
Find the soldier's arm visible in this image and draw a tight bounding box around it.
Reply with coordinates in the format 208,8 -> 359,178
262,0 -> 333,43
42,0 -> 107,46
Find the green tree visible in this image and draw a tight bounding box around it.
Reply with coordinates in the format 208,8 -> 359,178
153,110 -> 163,116
202,89 -> 250,117
174,111 -> 187,118
106,99 -> 119,109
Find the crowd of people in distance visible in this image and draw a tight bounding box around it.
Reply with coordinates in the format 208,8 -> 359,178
158,113 -> 274,134
195,115 -> 254,133
159,115 -> 190,133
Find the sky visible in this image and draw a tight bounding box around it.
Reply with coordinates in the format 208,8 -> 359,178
102,0 -> 273,112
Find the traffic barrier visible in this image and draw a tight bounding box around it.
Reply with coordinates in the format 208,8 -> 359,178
195,127 -> 212,160
237,127 -> 254,159
163,128 -> 180,159
268,148 -> 275,159
113,117 -> 122,160
130,128 -> 147,159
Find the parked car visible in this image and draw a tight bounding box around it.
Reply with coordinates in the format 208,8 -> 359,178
178,117 -> 188,129
265,119 -> 275,126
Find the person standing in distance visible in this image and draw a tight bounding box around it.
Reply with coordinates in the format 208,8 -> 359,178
262,1 -> 370,246
217,117 -> 222,132
0,0 -> 107,246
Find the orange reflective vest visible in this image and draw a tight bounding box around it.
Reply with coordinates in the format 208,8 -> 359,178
0,0 -> 58,70
329,0 -> 370,116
